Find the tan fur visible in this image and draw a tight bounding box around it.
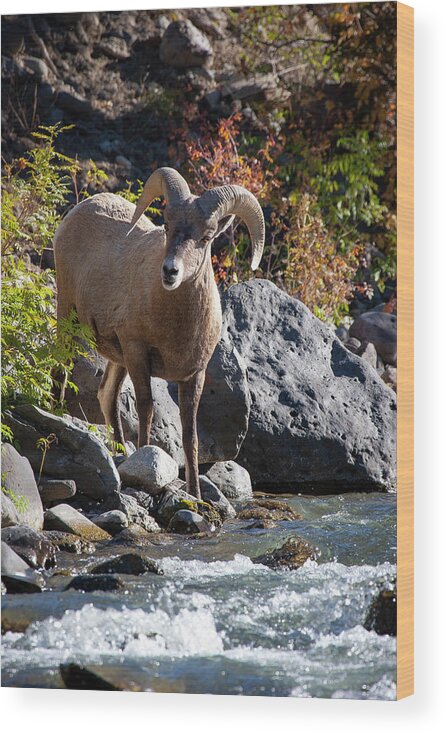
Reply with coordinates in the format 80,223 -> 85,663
54,193 -> 224,498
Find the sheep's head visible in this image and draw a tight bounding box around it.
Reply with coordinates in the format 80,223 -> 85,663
127,167 -> 265,291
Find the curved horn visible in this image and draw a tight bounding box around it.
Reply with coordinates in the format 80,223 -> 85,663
127,167 -> 191,235
198,185 -> 265,270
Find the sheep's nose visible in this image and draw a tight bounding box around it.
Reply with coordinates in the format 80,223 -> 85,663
163,264 -> 179,279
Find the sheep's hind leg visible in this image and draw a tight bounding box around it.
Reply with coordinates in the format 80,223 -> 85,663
178,370 -> 205,500
124,344 -> 153,448
98,361 -> 127,449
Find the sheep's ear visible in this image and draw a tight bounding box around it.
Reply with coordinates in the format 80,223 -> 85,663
215,215 -> 235,238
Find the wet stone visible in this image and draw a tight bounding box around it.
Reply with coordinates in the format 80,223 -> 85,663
237,499 -> 302,523
167,509 -> 212,534
364,583 -> 397,636
253,536 -> 318,570
1,525 -> 56,569
60,662 -> 154,691
44,504 -> 111,541
1,541 -> 44,593
43,530 -> 95,554
199,476 -> 236,520
65,574 -> 125,592
89,552 -> 163,576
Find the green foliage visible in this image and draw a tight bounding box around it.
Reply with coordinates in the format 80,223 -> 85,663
1,478 -> 30,515
116,179 -> 162,220
1,125 -> 95,419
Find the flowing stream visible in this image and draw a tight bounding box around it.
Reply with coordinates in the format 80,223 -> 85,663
1,492 -> 396,699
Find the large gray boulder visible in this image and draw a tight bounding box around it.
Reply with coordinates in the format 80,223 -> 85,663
1,444 -> 44,530
64,340 -> 250,467
220,280 -> 397,492
4,405 -> 120,500
118,446 -> 178,494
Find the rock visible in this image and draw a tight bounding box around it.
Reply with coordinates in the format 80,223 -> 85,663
95,36 -> 130,60
1,526 -> 56,569
160,20 -> 213,68
1,541 -> 44,593
65,342 -> 250,468
65,574 -> 125,592
237,499 -> 302,523
1,492 -> 19,528
155,485 -> 221,528
199,476 -> 236,520
92,510 -> 128,535
381,365 -> 397,392
60,662 -> 154,691
1,444 -> 44,530
44,504 -> 111,541
335,325 -> 349,342
364,584 -> 397,636
222,73 -> 291,106
344,337 -> 362,354
104,526 -> 157,547
118,445 -> 178,494
349,311 -> 397,366
89,552 -> 162,576
245,518 -> 277,530
115,154 -> 132,169
56,87 -> 92,117
205,461 -> 253,501
167,509 -> 212,534
38,478 -> 76,505
4,404 -> 120,500
121,487 -> 156,512
23,56 -> 51,82
253,537 -> 318,570
221,281 -> 397,492
43,531 -> 95,554
357,341 -> 378,368
101,491 -> 161,533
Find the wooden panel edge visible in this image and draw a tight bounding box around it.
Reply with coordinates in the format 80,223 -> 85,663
396,1 -> 414,701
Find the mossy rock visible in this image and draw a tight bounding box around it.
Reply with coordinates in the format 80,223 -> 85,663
253,536 -> 318,570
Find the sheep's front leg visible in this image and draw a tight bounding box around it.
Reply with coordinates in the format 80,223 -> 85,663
124,343 -> 153,448
178,370 -> 205,500
97,361 -> 127,449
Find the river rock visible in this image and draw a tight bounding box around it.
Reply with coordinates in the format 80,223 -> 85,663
221,280 -> 397,492
364,583 -> 397,636
118,445 -> 178,494
101,491 -> 161,533
65,574 -> 125,592
381,365 -> 397,392
3,404 -> 120,500
205,461 -> 253,501
155,485 -> 221,528
238,499 -> 302,523
1,541 -> 44,593
65,340 -> 250,467
349,311 -> 397,366
89,552 -> 162,576
199,476 -> 236,520
92,510 -> 128,535
44,504 -> 111,541
1,526 -> 56,569
253,537 -> 318,570
1,443 -> 44,530
160,20 -> 213,68
38,478 -> 76,505
43,531 -> 96,554
167,509 -> 211,534
60,662 -> 154,691
1,492 -> 19,528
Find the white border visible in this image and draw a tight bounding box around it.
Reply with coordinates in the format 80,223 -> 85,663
1,1 -> 446,731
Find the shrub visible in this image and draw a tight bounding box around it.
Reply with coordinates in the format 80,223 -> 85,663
1,125 -> 95,435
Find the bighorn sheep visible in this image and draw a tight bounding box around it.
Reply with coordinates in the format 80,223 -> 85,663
54,167 -> 265,499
